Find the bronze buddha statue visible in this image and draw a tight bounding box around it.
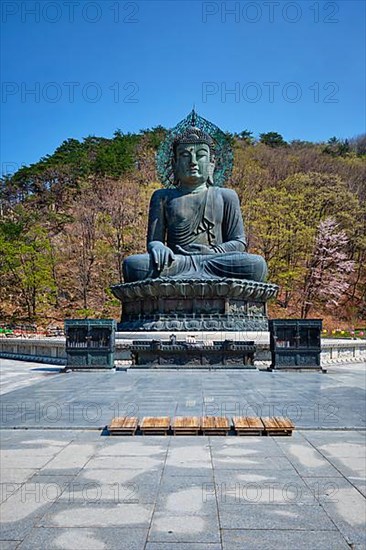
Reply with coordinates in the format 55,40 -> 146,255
122,127 -> 267,283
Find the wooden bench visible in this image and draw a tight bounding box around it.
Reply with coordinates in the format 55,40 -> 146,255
140,416 -> 170,435
233,416 -> 265,436
108,416 -> 138,436
201,416 -> 230,436
172,416 -> 201,435
261,416 -> 295,436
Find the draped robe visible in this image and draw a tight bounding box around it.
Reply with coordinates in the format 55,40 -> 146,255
122,186 -> 267,282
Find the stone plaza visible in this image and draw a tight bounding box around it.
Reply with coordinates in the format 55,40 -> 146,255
0,358 -> 365,549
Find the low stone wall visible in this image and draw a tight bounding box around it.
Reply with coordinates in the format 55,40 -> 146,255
321,340 -> 366,362
0,337 -> 66,364
0,336 -> 365,366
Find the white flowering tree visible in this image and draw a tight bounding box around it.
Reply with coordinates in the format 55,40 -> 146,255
301,218 -> 355,318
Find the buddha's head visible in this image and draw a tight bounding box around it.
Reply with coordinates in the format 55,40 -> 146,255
172,127 -> 216,187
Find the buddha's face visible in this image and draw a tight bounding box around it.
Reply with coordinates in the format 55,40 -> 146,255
174,142 -> 214,187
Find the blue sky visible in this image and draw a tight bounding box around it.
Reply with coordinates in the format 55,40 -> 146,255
1,0 -> 365,172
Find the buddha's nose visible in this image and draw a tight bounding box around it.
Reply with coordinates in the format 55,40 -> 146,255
190,154 -> 198,165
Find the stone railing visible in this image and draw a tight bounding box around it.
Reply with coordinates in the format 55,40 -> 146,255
1,335 -> 365,367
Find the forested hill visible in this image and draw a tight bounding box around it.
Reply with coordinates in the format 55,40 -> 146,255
1,128 -> 365,329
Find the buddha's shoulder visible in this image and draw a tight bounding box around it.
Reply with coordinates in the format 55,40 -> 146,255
150,188 -> 176,203
212,187 -> 240,202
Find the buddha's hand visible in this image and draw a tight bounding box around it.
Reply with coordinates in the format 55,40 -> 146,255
176,244 -> 214,255
148,241 -> 176,271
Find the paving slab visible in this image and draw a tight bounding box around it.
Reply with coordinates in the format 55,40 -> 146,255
209,435 -> 286,455
169,436 -> 210,447
57,468 -> 161,504
325,456 -> 366,478
0,542 -> 22,549
274,437 -> 344,477
218,502 -> 337,530
148,512 -> 220,543
96,439 -> 169,457
0,469 -> 38,485
163,465 -> 215,477
154,483 -> 218,516
38,500 -> 154,528
348,476 -> 366,497
0,359 -> 61,396
0,453 -> 55,470
0,432 -> 76,448
165,444 -> 212,469
34,467 -> 87,477
212,453 -> 296,471
159,474 -> 214,492
0,482 -> 62,541
211,471 -> 317,505
18,527 -> 149,550
39,442 -> 101,472
303,476 -> 366,546
146,544 -> 221,550
0,483 -> 22,504
303,430 -> 366,458
221,529 -> 350,549
84,455 -> 165,471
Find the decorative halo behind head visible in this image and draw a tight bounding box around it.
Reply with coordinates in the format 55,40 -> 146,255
156,110 -> 233,188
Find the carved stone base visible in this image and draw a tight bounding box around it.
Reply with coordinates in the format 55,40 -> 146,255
111,278 -> 278,332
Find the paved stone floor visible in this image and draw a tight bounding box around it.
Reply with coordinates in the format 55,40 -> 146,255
0,359 -> 365,549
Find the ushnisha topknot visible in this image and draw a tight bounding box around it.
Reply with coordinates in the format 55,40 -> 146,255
172,126 -> 216,159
